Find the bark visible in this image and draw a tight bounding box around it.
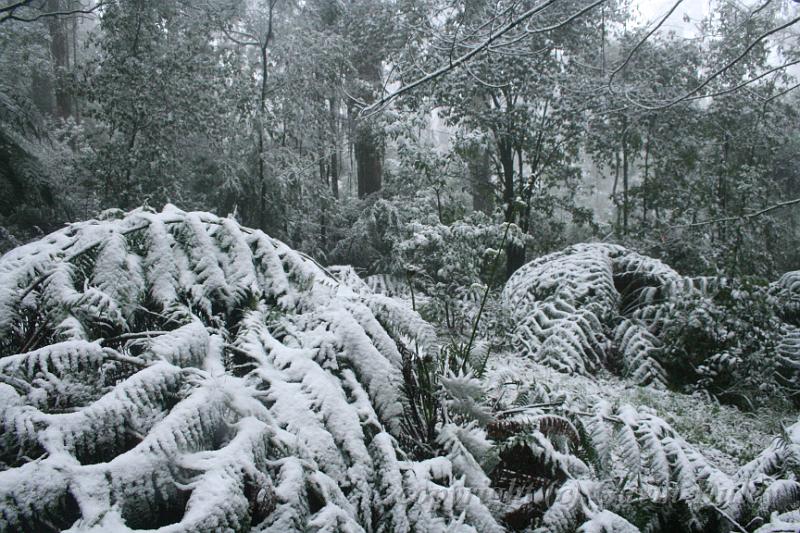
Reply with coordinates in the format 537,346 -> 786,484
328,97 -> 339,199
354,120 -> 382,197
353,57 -> 383,198
642,120 -> 652,225
498,134 -> 525,278
622,127 -> 629,235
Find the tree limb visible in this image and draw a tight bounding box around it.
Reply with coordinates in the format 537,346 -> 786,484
672,197 -> 800,229
608,0 -> 684,89
0,0 -> 109,24
624,12 -> 800,110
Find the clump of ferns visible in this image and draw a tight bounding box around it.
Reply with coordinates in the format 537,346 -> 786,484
486,407 -> 587,530
399,336 -> 492,459
399,225 -> 512,458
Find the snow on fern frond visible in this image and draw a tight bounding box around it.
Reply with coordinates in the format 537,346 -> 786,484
755,509 -> 800,533
0,207 -> 499,531
613,320 -> 667,388
141,215 -> 181,307
774,270 -> 800,325
91,232 -> 145,320
578,510 -> 641,532
757,479 -> 800,517
534,479 -> 598,533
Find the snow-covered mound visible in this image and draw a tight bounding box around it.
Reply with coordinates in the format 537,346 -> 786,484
0,206 -> 499,532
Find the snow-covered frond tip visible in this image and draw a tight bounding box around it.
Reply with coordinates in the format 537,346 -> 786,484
577,510 -> 640,533
0,206 -> 499,532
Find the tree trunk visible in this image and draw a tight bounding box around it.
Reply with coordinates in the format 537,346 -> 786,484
47,0 -> 72,119
642,121 -> 651,225
622,128 -> 629,235
353,55 -> 383,198
329,97 -> 339,199
466,146 -> 493,214
498,135 -> 524,278
355,121 -> 382,197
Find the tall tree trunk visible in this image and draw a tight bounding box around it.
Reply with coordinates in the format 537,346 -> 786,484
642,121 -> 652,225
47,0 -> 72,119
613,149 -> 621,231
329,97 -> 339,199
72,3 -> 80,123
353,58 -> 383,198
355,121 -> 382,197
622,127 -> 629,235
466,146 -> 493,214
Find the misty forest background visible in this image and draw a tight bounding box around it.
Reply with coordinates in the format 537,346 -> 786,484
1,0 -> 799,285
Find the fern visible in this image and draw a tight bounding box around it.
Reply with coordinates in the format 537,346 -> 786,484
0,206 -> 502,532
503,243 -> 795,403
503,243 -> 680,381
613,320 -> 667,388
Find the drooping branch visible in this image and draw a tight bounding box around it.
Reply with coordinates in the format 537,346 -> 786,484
623,12 -> 800,110
0,0 -> 109,24
607,0 -> 684,89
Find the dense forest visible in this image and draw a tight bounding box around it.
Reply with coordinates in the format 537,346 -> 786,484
1,0 -> 800,532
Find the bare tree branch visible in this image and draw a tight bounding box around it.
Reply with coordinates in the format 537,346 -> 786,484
608,0 -> 684,89
0,0 -> 108,24
678,58 -> 800,102
672,197 -> 800,229
623,12 -> 800,110
0,0 -> 37,15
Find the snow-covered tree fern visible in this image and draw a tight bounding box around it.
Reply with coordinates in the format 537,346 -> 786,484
502,243 -> 796,403
502,244 -> 678,386
0,206 -> 501,532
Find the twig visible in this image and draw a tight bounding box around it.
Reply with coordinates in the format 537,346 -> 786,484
625,12 -> 800,110
100,347 -> 148,367
608,0 -> 684,90
497,400 -> 565,416
463,221 -> 512,373
102,330 -> 170,344
709,502 -> 749,533
0,0 -> 109,24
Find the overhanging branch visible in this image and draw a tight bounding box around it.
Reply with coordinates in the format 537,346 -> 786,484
358,0 -> 607,117
672,197 -> 800,229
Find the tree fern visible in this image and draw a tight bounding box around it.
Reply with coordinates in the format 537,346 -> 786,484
503,243 -> 795,400
502,243 -> 679,383
0,206 -> 502,532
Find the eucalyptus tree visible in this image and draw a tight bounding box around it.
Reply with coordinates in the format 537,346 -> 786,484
600,0 -> 800,276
